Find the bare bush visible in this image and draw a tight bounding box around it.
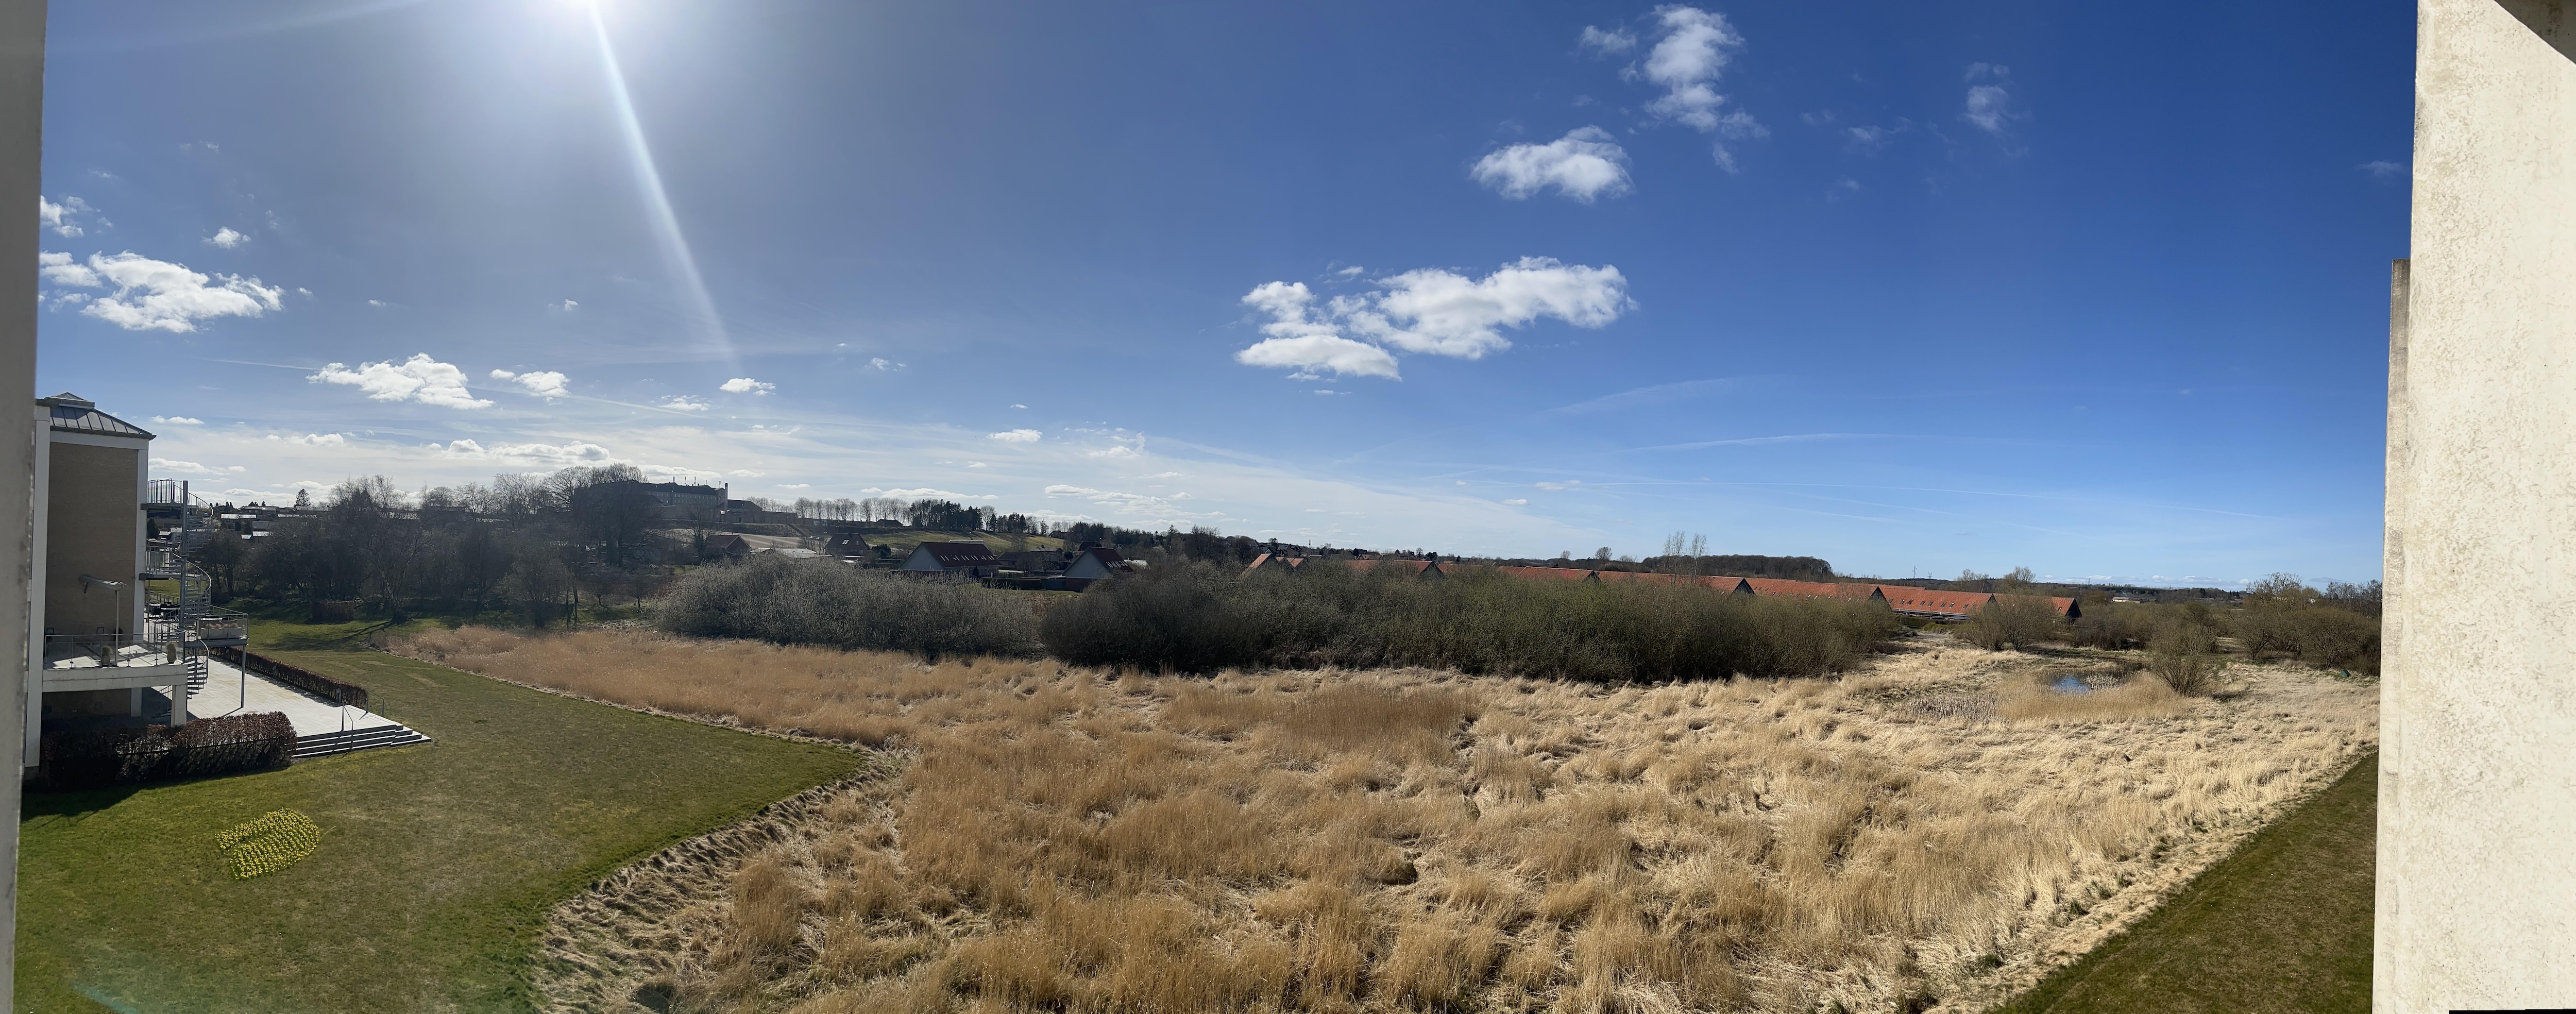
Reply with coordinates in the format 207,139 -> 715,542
656,554 -> 1038,659
2149,622 -> 2227,696
1954,595 -> 2066,651
1042,560 -> 1897,680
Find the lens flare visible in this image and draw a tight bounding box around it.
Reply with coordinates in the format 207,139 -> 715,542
587,6 -> 738,369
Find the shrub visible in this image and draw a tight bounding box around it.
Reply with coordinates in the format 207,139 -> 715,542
2148,622 -> 2226,696
1040,561 -> 1895,680
1954,596 -> 2065,651
656,555 -> 1039,659
36,711 -> 296,791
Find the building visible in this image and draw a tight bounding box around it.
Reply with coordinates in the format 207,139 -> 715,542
1344,559 -> 1445,580
25,394 -> 193,764
824,531 -> 873,561
1057,546 -> 1131,590
1496,565 -> 1598,583
613,479 -> 730,521
903,540 -> 1003,579
1743,578 -> 1889,605
2380,3 -> 2576,1006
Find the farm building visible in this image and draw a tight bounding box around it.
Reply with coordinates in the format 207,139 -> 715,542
1344,558 -> 1444,580
902,541 -> 1003,579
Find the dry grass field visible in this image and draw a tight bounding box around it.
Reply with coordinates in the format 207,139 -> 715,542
392,627 -> 2376,1014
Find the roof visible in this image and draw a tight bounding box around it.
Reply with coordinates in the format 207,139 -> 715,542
1875,587 -> 1994,617
1743,578 -> 1886,603
1344,559 -> 1440,577
38,393 -> 153,440
916,541 -> 1001,566
1075,546 -> 1126,565
1496,565 -> 1598,583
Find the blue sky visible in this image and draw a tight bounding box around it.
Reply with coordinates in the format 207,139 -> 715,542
33,0 -> 2413,586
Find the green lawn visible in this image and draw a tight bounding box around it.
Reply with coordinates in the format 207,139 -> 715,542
1991,753 -> 2377,1014
17,621 -> 865,1013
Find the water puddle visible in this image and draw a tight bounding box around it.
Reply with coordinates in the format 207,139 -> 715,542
2050,674 -> 2092,694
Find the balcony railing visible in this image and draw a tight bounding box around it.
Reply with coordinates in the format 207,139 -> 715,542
42,632 -> 184,671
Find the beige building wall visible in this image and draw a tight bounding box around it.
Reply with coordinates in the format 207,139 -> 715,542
41,441 -> 144,637
2379,1 -> 2576,1010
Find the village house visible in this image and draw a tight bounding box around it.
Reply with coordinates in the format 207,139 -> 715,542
903,540 -> 1003,579
1055,546 -> 1132,591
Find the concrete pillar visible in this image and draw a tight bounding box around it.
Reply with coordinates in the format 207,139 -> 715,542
0,1 -> 42,1007
2379,1 -> 2576,1010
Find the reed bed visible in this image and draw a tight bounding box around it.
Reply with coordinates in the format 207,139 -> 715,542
394,628 -> 2376,1014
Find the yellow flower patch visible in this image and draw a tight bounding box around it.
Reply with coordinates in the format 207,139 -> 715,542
216,809 -> 322,880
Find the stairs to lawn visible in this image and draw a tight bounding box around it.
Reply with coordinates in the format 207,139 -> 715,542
293,724 -> 432,760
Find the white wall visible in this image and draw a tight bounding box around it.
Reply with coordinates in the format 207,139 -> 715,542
2380,1 -> 2576,1009
0,0 -> 42,1003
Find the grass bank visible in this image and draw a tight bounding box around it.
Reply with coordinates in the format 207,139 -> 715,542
15,620 -> 864,1013
1991,753 -> 2376,1014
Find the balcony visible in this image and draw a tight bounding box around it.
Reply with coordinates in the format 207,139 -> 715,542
41,633 -> 188,690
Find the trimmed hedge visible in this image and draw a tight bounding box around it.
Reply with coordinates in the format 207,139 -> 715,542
37,711 -> 296,791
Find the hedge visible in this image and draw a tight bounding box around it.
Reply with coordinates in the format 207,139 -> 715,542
37,711 -> 296,791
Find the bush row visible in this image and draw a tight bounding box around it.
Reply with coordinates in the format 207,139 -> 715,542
656,556 -> 1899,681
656,554 -> 1040,659
37,711 -> 296,792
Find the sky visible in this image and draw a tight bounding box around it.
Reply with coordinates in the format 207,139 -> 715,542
33,0 -> 2414,587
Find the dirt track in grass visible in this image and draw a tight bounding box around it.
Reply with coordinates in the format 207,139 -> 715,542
393,627 -> 2377,1013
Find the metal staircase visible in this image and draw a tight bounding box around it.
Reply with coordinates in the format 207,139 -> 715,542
145,479 -> 246,701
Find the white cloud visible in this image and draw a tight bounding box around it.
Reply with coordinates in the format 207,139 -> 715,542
861,486 -> 998,501
150,415 -> 205,426
1471,127 -> 1632,202
553,299 -> 579,311
1359,258 -> 1632,357
1010,403 -> 1028,409
1236,259 -> 1630,379
1962,64 -> 2021,135
1844,123 -> 1903,155
36,251 -> 97,288
47,252 -> 284,332
37,196 -> 90,238
431,439 -> 618,467
988,428 -> 1042,443
1535,481 -> 1579,491
490,368 -> 570,398
721,377 -> 775,395
367,299 -> 387,308
1637,7 -> 1747,132
1087,445 -> 1142,459
867,358 -> 904,371
660,396 -> 711,412
1238,334 -> 1404,381
777,483 -> 811,489
205,227 -> 249,249
1043,483 -> 1207,518
150,457 -> 228,476
2361,160 -> 2410,180
1503,498 -> 1529,506
267,432 -> 348,446
309,353 -> 493,409
1578,25 -> 1637,55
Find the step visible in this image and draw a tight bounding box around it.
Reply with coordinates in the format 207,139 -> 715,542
292,724 -> 431,760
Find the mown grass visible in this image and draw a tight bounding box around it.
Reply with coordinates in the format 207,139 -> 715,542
1991,753 -> 2377,1014
14,619 -> 863,1013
